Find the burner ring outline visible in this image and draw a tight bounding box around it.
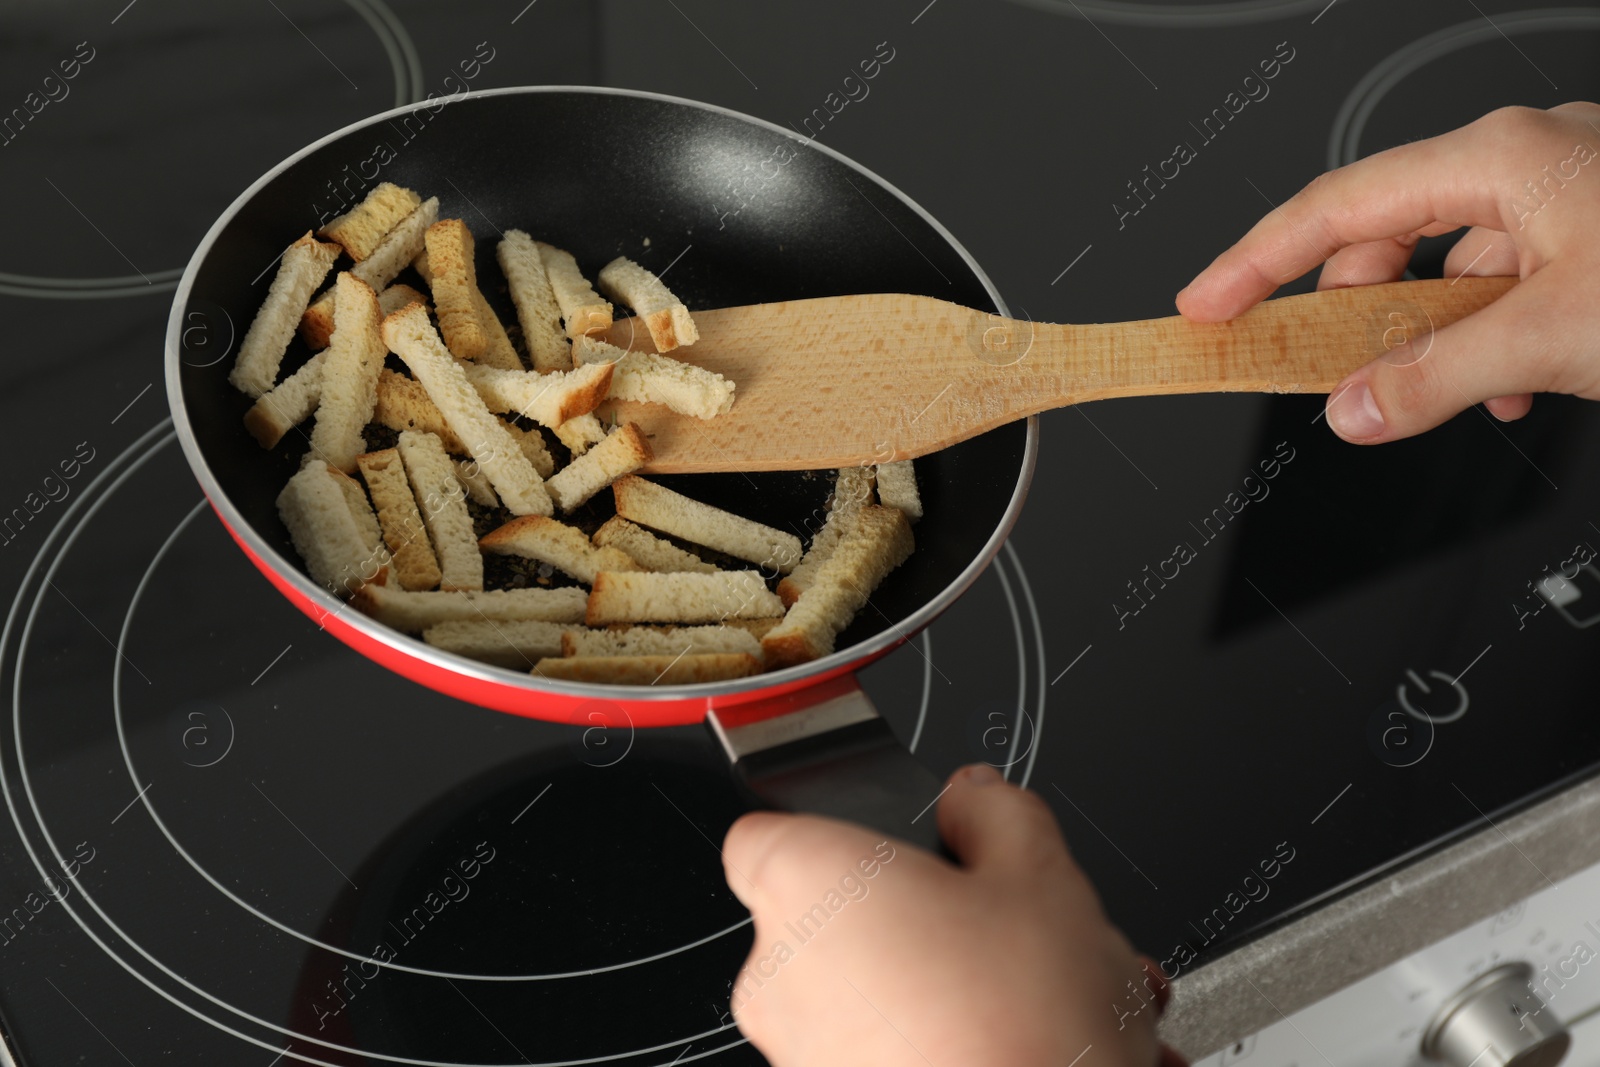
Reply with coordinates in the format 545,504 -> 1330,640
113,498 -> 758,979
0,0 -> 422,301
1327,7 -> 1600,169
1,425 -> 753,1065
1001,0 -> 1338,28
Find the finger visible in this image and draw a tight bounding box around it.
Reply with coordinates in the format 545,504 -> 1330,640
723,810 -> 925,915
1178,107 -> 1562,321
1137,956 -> 1173,1015
1443,226 -> 1521,279
1315,234 -> 1419,290
1323,270 -> 1562,443
1485,393 -> 1534,421
936,763 -> 1075,876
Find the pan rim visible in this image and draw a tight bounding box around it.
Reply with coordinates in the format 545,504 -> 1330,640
164,83 -> 1040,706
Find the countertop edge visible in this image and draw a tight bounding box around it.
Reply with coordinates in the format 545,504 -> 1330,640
1157,772 -> 1600,1059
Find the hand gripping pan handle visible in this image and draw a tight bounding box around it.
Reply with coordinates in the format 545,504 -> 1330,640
706,676 -> 949,854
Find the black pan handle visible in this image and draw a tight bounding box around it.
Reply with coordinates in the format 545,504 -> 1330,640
706,677 -> 950,854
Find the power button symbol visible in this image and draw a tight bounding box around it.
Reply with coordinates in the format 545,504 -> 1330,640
1398,668 -> 1470,724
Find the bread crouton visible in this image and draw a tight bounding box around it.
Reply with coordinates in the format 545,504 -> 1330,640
762,506 -> 913,669
480,515 -> 641,585
306,273 -> 385,473
276,459 -> 390,597
318,182 -> 422,261
395,430 -> 482,591
425,218 -> 487,360
413,249 -> 521,370
357,448 -> 442,591
230,232 -> 340,397
353,583 -> 587,633
499,419 -> 555,479
612,475 -> 802,573
779,465 -> 877,605
536,242 -> 612,337
383,304 -> 552,517
243,351 -> 325,449
301,197 -> 438,348
546,423 -> 652,512
560,624 -> 761,659
374,370 -> 469,453
553,413 -> 608,456
585,570 -> 784,626
874,460 -> 922,523
423,619 -> 566,668
498,230 -> 571,370
597,256 -> 698,352
461,362 -> 613,430
591,517 -> 716,574
572,335 -> 733,419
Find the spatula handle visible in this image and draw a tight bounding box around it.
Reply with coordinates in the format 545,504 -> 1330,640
1028,276 -> 1517,406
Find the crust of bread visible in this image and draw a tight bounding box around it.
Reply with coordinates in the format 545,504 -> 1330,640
383,303 -> 552,517
762,506 -> 913,669
778,466 -> 877,605
585,570 -> 785,626
472,287 -> 524,370
357,448 -> 442,591
722,616 -> 784,639
480,515 -> 640,585
553,413 -> 608,456
546,423 -> 652,512
244,351 -> 325,448
374,370 -> 469,453
299,299 -> 335,353
498,231 -> 571,371
318,183 -> 422,261
874,460 -> 922,523
301,197 -> 438,348
499,419 -> 555,479
535,242 -> 612,337
425,218 -> 487,360
395,430 -> 483,591
230,232 -> 340,397
352,583 -> 587,633
596,256 -> 699,352
277,459 -> 390,597
533,653 -> 761,685
423,618 -> 566,669
414,249 -> 522,371
461,362 -> 613,429
572,336 -> 733,419
560,625 -> 761,659
306,273 -> 386,473
591,516 -> 716,574
612,475 -> 802,573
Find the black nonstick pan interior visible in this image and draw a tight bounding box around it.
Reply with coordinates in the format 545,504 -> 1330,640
175,88 -> 1031,664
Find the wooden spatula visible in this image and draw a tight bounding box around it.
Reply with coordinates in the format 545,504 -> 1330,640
599,276 -> 1515,474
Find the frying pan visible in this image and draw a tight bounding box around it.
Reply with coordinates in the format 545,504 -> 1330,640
165,87 -> 1036,849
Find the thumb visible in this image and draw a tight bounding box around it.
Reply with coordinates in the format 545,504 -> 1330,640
1323,271 -> 1566,443
937,764 -> 1073,876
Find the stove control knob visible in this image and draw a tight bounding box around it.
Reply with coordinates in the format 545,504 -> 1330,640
1422,962 -> 1570,1067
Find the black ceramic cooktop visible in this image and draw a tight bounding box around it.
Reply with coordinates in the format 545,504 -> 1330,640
1,2 -> 1598,1063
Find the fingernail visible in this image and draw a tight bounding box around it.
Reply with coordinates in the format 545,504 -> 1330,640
955,763 -> 1003,787
1327,381 -> 1385,439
